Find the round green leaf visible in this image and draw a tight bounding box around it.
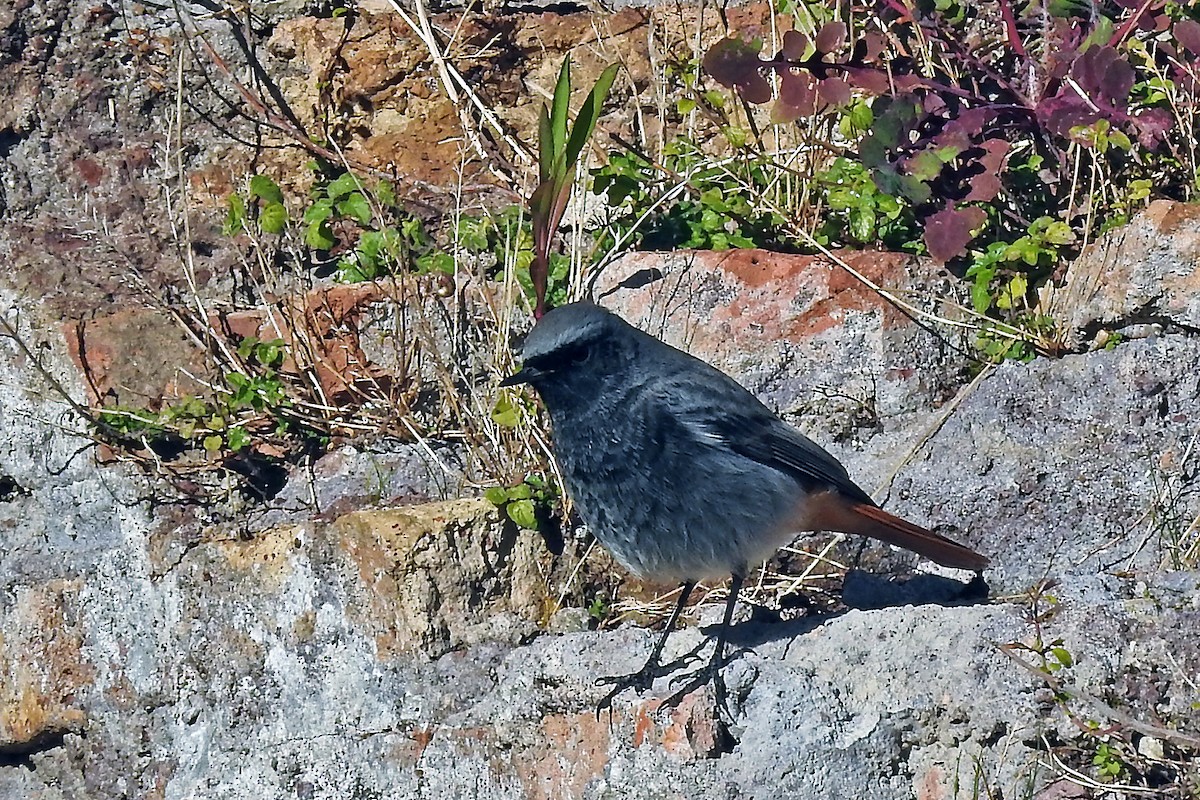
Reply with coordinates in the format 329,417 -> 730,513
337,192 -> 373,225
248,175 -> 284,204
259,202 -> 288,234
506,498 -> 538,530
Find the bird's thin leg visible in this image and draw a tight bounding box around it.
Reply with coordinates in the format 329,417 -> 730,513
640,580 -> 697,674
708,572 -> 745,710
596,581 -> 696,713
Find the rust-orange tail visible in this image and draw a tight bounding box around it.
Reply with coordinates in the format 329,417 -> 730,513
807,492 -> 988,572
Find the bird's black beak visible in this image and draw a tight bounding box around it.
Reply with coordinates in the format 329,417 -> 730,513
499,367 -> 533,387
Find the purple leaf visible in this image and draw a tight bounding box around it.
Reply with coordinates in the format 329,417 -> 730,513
1072,46 -> 1134,106
817,76 -> 851,105
942,108 -> 996,139
925,204 -> 987,263
1038,91 -> 1099,137
1131,107 -> 1174,148
862,32 -> 885,60
1175,19 -> 1200,58
845,66 -> 889,95
781,29 -> 808,60
964,139 -> 1010,203
704,37 -> 771,103
814,21 -> 846,55
778,70 -> 819,115
771,99 -> 804,124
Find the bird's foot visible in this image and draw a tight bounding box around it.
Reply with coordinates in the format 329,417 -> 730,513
594,669 -> 654,716
594,650 -> 701,718
664,649 -> 730,713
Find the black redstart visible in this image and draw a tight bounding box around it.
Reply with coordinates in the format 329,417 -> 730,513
501,301 -> 987,709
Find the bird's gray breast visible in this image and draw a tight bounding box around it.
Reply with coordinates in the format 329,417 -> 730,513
545,377 -> 800,582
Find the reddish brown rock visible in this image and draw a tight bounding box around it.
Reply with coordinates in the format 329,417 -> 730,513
632,689 -> 726,762
334,499 -> 551,658
597,248 -> 927,365
515,712 -> 611,800
0,580 -> 92,755
63,308 -> 209,407
593,248 -> 972,457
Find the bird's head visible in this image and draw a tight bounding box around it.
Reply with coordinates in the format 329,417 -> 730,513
500,302 -> 633,398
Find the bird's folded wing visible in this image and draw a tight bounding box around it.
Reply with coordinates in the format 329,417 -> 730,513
653,373 -> 876,506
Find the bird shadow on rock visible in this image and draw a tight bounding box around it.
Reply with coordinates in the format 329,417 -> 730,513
840,568 -> 989,610
717,569 -> 989,651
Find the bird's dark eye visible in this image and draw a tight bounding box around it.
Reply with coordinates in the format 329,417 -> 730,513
565,346 -> 591,366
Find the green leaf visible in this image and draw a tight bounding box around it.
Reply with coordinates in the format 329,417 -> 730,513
549,58 -> 573,174
223,193 -> 247,236
236,336 -> 258,361
490,394 -> 521,427
249,175 -> 284,205
506,483 -> 533,500
226,426 -> 251,452
202,435 -> 224,453
337,258 -> 369,283
259,202 -> 288,234
849,207 -> 876,242
376,180 -> 396,207
971,272 -> 995,314
484,487 -> 510,506
254,340 -> 284,368
304,199 -> 334,225
506,498 -> 538,530
907,150 -> 944,181
415,252 -> 455,275
849,101 -> 873,130
537,104 -> 554,185
337,192 -> 373,225
1007,274 -> 1028,302
326,172 -> 363,200
1043,221 -> 1075,246
305,221 -> 336,251
563,63 -> 620,171
455,216 -> 492,253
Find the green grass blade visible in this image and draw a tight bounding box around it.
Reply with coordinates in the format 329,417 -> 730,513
549,58 -> 572,168
563,63 -> 620,168
538,104 -> 553,184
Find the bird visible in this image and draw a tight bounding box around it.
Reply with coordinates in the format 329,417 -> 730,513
501,301 -> 987,711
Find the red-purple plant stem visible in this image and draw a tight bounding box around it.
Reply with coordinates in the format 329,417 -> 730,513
877,0 -> 910,20
815,2 -> 1035,108
1110,0 -> 1158,49
996,0 -> 1026,58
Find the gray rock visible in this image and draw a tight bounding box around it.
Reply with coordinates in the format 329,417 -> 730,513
889,333 -> 1200,590
1050,200 -> 1200,349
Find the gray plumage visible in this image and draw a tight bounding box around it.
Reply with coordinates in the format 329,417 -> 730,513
503,301 -> 987,584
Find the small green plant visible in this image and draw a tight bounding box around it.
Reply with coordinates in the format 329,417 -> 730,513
590,137 -> 792,253
963,216 -> 1076,361
95,336 -> 294,457
814,156 -> 919,250
452,205 -> 573,310
586,596 -> 609,623
485,473 -> 559,531
224,170 -> 448,282
529,56 -> 619,316
1092,741 -> 1126,782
